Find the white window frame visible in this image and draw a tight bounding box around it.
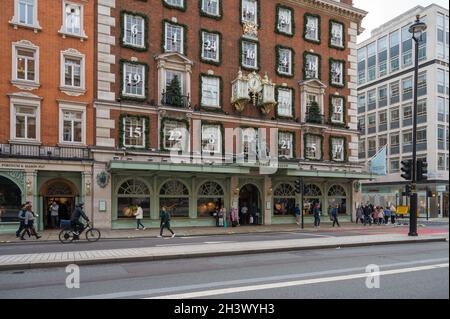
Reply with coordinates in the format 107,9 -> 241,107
59,1 -> 87,40
58,102 -> 86,145
202,124 -> 222,154
331,96 -> 344,124
305,15 -> 319,42
241,40 -> 258,70
122,13 -> 145,49
330,21 -> 344,48
330,60 -> 344,86
305,134 -> 321,160
277,88 -> 293,118
278,132 -> 294,159
9,93 -> 41,143
60,48 -> 86,95
122,116 -> 147,149
9,0 -> 42,31
164,22 -> 184,55
331,137 -> 345,162
11,40 -> 40,88
164,0 -> 184,9
163,120 -> 189,152
122,62 -> 146,98
201,31 -> 220,63
201,76 -> 220,108
304,54 -> 319,79
278,48 -> 293,76
201,0 -> 220,17
277,7 -> 292,35
241,0 -> 258,25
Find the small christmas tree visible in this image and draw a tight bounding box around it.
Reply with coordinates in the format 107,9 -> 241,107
307,101 -> 321,123
166,75 -> 182,107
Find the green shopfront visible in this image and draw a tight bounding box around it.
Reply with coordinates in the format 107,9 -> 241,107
105,160 -> 371,229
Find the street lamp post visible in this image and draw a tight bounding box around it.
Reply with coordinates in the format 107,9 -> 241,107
408,15 -> 427,237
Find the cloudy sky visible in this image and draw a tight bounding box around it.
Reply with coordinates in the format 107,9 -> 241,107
354,0 -> 449,42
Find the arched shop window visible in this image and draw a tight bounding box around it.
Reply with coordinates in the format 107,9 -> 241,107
273,183 -> 296,216
328,185 -> 347,215
197,181 -> 224,218
0,176 -> 22,222
117,179 -> 150,219
303,184 -> 322,215
159,180 -> 190,218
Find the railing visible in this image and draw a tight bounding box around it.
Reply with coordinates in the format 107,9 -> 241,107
304,112 -> 325,125
0,143 -> 92,161
161,92 -> 191,108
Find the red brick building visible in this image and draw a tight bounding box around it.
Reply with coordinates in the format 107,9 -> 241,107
91,0 -> 370,230
0,0 -> 95,232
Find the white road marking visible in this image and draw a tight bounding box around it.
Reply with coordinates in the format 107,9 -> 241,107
146,263 -> 449,299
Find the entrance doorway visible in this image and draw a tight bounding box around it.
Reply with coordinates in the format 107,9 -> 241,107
41,179 -> 77,229
239,184 -> 261,225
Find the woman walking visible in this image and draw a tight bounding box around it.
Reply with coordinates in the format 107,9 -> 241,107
158,206 -> 176,238
20,203 -> 41,240
135,202 -> 146,230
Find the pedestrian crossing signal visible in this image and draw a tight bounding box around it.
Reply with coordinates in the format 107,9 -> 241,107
295,179 -> 302,194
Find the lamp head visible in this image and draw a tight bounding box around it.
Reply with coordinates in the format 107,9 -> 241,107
409,15 -> 427,41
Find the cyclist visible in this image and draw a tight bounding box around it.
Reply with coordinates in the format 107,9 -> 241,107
71,202 -> 89,236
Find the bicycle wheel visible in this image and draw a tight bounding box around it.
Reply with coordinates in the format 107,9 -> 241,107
85,228 -> 101,242
59,229 -> 74,244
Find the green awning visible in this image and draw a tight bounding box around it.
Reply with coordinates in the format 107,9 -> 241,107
109,161 -> 251,174
286,169 -> 373,179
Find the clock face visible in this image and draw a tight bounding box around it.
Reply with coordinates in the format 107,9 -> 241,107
248,77 -> 261,91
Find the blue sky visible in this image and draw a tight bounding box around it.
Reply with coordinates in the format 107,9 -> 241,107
355,0 -> 449,42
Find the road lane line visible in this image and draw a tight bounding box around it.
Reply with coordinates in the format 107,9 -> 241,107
147,263 -> 449,299
71,257 -> 449,299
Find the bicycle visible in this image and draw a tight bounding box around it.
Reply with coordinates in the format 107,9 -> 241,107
59,221 -> 101,244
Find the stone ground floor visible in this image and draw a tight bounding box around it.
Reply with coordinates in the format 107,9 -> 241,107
362,182 -> 450,218
0,157 -> 371,234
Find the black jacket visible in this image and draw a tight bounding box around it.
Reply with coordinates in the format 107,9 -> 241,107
71,205 -> 89,222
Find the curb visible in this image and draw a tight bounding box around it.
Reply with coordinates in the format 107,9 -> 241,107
0,236 -> 447,271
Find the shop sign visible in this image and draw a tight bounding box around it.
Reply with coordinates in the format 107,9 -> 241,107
1,163 -> 45,169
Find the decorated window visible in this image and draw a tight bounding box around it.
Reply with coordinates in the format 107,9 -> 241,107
201,0 -> 220,17
123,13 -> 145,48
305,134 -> 322,160
122,116 -> 146,148
277,88 -> 293,117
331,137 -> 345,162
277,6 -> 293,35
241,128 -> 258,156
201,31 -> 220,63
331,96 -> 344,123
330,21 -> 344,48
273,183 -> 296,216
202,124 -> 222,153
304,53 -> 319,79
122,62 -> 145,98
241,0 -> 257,25
63,3 -> 81,35
14,105 -> 37,140
304,14 -> 320,42
117,179 -> 150,219
201,76 -> 220,108
62,110 -> 82,143
277,47 -> 293,76
159,180 -> 190,218
164,0 -> 185,9
164,22 -> 184,54
278,132 -> 294,159
163,120 -> 188,151
241,40 -> 258,70
330,59 -> 344,87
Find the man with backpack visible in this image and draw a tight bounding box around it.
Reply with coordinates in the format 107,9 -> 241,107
158,206 -> 176,238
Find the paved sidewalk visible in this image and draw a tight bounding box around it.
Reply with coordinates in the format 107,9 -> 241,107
0,222 -> 425,243
0,233 -> 447,271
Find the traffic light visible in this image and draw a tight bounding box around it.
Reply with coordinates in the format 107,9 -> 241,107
294,179 -> 302,194
401,160 -> 413,180
417,159 -> 428,182
405,184 -> 412,196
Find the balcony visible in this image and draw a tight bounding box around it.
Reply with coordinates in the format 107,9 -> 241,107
304,113 -> 325,125
0,143 -> 92,161
161,92 -> 191,108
